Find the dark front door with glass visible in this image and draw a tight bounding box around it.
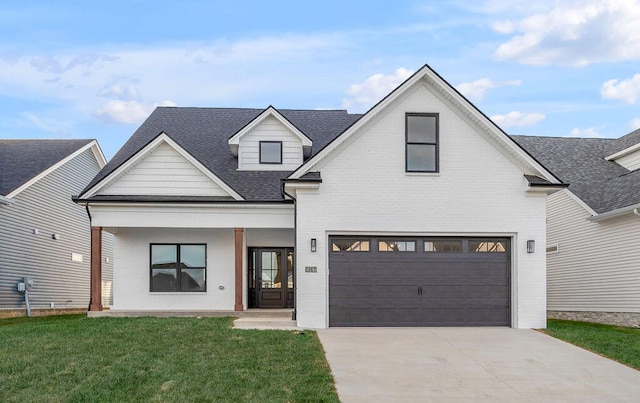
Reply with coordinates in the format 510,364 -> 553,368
248,248 -> 293,308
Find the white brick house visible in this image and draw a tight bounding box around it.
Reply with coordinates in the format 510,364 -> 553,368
76,65 -> 564,328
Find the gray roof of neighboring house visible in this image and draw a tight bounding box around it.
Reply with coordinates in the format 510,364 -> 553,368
0,139 -> 94,196
511,135 -> 637,214
82,107 -> 362,201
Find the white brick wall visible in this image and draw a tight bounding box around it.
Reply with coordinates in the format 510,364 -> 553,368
112,228 -> 236,310
294,79 -> 548,329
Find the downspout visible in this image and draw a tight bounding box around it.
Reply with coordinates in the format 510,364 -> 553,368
84,202 -> 92,223
281,181 -> 297,321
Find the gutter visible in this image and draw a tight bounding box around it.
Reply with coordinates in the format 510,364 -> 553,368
0,195 -> 14,205
588,202 -> 640,222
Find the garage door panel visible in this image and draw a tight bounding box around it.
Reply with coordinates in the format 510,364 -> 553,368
329,236 -> 510,327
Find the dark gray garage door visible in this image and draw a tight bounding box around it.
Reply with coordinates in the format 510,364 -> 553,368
329,237 -> 510,327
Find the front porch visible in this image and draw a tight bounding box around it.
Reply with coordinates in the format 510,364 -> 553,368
88,222 -> 294,314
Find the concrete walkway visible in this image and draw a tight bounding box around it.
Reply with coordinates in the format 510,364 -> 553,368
317,327 -> 640,402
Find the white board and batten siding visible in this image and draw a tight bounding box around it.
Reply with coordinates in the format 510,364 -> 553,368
101,142 -> 231,197
0,148 -> 114,310
614,150 -> 640,171
238,116 -> 303,171
547,189 -> 640,312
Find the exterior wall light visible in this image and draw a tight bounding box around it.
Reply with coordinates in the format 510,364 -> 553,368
527,240 -> 535,253
311,238 -> 317,252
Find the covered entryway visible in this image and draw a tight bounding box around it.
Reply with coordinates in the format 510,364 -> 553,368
328,236 -> 510,326
248,248 -> 294,308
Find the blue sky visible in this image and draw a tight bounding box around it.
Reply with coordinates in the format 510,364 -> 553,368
1,0 -> 639,159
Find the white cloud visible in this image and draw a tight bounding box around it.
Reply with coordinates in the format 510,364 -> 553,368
0,32 -> 348,125
567,127 -> 603,138
493,0 -> 640,65
94,100 -> 177,124
601,74 -> 640,104
490,111 -> 545,128
456,78 -> 522,101
20,112 -> 72,135
630,118 -> 640,130
342,68 -> 414,111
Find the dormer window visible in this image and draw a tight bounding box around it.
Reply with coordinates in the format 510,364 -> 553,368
260,141 -> 282,164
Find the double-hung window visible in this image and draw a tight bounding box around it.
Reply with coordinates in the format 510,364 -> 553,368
406,113 -> 438,172
150,244 -> 206,292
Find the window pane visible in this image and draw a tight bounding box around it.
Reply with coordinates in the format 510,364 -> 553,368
407,144 -> 436,171
180,268 -> 206,292
470,241 -> 507,253
260,142 -> 282,164
407,115 -> 436,143
425,241 -> 462,252
287,251 -> 294,289
379,241 -> 416,252
151,245 -> 177,269
261,251 -> 282,288
332,239 -> 370,252
152,268 -> 177,291
180,245 -> 205,268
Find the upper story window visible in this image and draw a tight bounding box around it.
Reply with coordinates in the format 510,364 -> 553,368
260,141 -> 282,164
406,113 -> 438,172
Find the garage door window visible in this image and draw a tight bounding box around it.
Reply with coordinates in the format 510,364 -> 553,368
469,240 -> 507,253
332,239 -> 370,252
424,240 -> 462,252
379,240 -> 416,252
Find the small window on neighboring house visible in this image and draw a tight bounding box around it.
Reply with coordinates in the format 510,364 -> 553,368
406,113 -> 438,172
546,244 -> 559,254
260,141 -> 282,164
150,244 -> 206,292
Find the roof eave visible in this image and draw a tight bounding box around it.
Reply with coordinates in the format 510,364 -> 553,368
0,195 -> 14,205
587,203 -> 640,222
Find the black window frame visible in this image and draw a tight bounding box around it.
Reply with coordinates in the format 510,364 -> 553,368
150,243 -> 207,292
405,113 -> 439,173
259,141 -> 283,164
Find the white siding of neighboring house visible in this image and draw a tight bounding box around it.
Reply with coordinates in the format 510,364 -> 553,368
293,80 -> 548,329
238,116 -> 303,171
0,148 -> 114,310
614,149 -> 640,171
547,189 -> 640,312
101,142 -> 231,197
111,228 -> 236,310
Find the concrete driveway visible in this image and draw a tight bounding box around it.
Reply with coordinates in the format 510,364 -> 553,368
317,327 -> 640,402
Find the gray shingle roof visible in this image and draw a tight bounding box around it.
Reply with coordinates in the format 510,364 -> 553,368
511,135 -> 637,214
0,139 -> 93,196
82,107 -> 362,201
605,127 -> 640,156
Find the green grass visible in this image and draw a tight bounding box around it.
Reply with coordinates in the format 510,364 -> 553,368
0,315 -> 339,402
542,319 -> 640,370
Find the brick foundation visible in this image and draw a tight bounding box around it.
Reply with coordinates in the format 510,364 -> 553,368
548,311 -> 640,328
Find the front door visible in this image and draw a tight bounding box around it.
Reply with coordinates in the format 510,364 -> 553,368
249,248 -> 294,308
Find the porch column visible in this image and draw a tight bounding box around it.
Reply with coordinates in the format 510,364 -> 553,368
234,227 -> 244,311
89,226 -> 103,311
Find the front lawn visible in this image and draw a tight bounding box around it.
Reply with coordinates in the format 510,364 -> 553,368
542,319 -> 640,370
0,315 -> 339,402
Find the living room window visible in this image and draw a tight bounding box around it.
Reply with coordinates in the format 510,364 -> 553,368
260,141 -> 283,164
150,244 -> 206,292
406,113 -> 438,172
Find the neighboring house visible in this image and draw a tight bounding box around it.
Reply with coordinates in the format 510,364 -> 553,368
0,140 -> 114,316
75,65 -> 564,328
513,131 -> 640,326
